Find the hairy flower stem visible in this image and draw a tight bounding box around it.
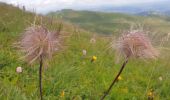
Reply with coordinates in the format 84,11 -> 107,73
39,55 -> 43,100
100,59 -> 128,100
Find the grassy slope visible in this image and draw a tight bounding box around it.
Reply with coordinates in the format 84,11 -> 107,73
48,9 -> 170,33
48,9 -> 138,34
48,9 -> 170,47
0,3 -> 170,100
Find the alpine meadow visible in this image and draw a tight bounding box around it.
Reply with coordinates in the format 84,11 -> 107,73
0,1 -> 170,100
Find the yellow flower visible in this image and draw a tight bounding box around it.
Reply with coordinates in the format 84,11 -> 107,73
118,76 -> 122,81
91,56 -> 97,62
60,90 -> 65,97
147,89 -> 154,99
147,92 -> 153,96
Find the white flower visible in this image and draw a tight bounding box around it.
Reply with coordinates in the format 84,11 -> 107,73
90,38 -> 96,44
82,49 -> 87,56
159,76 -> 163,81
16,67 -> 22,73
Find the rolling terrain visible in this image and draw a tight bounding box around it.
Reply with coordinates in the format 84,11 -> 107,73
48,9 -> 170,34
0,3 -> 170,100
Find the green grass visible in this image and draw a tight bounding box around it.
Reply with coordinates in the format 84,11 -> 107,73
0,3 -> 170,100
48,9 -> 170,47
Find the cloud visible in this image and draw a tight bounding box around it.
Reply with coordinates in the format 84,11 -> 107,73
0,0 -> 166,14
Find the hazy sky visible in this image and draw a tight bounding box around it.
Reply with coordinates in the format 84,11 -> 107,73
0,0 -> 166,14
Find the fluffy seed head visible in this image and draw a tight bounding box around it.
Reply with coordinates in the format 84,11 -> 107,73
19,25 -> 60,64
116,30 -> 158,59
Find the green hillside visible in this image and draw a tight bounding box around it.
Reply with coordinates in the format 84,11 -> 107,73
48,9 -> 170,47
48,9 -> 170,34
1,3 -> 170,100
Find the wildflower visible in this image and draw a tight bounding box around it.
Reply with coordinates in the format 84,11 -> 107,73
91,56 -> 97,62
101,30 -> 158,100
19,25 -> 60,64
116,30 -> 158,59
147,89 -> 154,100
90,38 -> 96,44
117,76 -> 122,81
159,76 -> 163,81
82,49 -> 87,56
18,25 -> 61,100
16,67 -> 22,73
60,90 -> 65,97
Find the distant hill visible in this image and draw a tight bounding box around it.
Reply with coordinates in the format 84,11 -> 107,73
48,9 -> 139,35
136,10 -> 170,17
137,11 -> 163,16
48,9 -> 170,34
91,0 -> 170,16
47,9 -> 170,47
